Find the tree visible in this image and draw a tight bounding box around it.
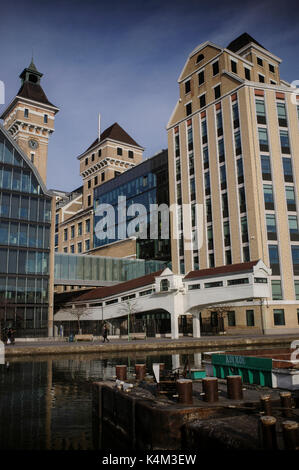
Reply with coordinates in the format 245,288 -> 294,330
118,300 -> 139,341
61,305 -> 91,334
205,304 -> 235,334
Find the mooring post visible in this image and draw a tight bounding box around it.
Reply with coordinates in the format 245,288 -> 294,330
202,377 -> 218,402
282,421 -> 299,450
260,416 -> 278,450
176,379 -> 193,405
227,375 -> 243,400
116,365 -> 127,381
135,364 -> 146,381
280,392 -> 292,418
260,394 -> 272,416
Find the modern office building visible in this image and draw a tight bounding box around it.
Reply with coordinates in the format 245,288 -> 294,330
167,32 -> 299,333
0,125 -> 54,336
93,149 -> 171,262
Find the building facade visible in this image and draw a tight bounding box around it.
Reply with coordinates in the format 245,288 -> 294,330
93,149 -> 171,262
167,33 -> 299,333
0,125 -> 54,336
55,122 -> 144,260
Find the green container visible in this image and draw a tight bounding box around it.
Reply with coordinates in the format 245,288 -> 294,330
187,369 -> 206,380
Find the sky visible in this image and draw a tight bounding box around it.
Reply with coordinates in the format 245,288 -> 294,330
1,0 -> 299,191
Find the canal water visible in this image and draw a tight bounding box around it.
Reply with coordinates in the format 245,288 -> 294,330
0,345 -> 286,450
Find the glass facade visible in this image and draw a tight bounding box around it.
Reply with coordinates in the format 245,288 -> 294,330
93,150 -> 170,261
0,127 -> 51,335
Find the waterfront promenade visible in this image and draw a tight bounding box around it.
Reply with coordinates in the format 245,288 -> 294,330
4,333 -> 299,357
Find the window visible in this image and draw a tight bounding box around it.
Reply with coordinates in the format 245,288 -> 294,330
223,221 -> 230,246
86,219 -> 90,233
288,215 -> 299,240
209,253 -> 215,268
63,247 -> 68,253
95,176 -> 98,185
228,311 -> 236,327
203,147 -> 209,169
128,150 -> 134,158
258,128 -> 269,151
237,158 -> 244,183
216,111 -> 223,136
117,147 -> 123,156
214,85 -> 221,99
259,74 -> 265,83
269,245 -> 280,275
196,54 -> 204,64
280,130 -> 290,154
98,149 -> 102,157
212,60 -> 219,76
232,102 -> 239,128
198,70 -> 204,85
64,228 -> 68,241
295,281 -> 299,300
199,94 -> 206,108
85,239 -> 90,251
228,278 -> 249,285
277,102 -> 287,127
225,249 -> 232,265
188,284 -> 201,290
160,279 -> 169,291
87,195 -> 91,206
31,154 -> 34,163
231,60 -> 237,73
263,184 -> 274,209
285,186 -> 296,210
207,226 -> 213,250
201,119 -> 207,144
271,280 -> 282,300
269,64 -> 275,73
255,277 -> 267,283
245,68 -> 251,80
44,114 -> 48,124
234,131 -> 241,155
185,80 -> 191,94
273,309 -> 285,326
77,242 -> 82,253
190,178 -> 196,201
266,214 -> 277,237
85,157 -> 88,165
218,139 -> 225,163
187,126 -> 193,151
186,102 -> 192,116
88,180 -> 91,189
261,155 -> 272,180
78,222 -> 82,236
241,216 -> 248,242
283,158 -> 293,182
204,172 -> 210,195
204,281 -> 223,288
246,310 -> 255,326
71,225 -> 75,239
292,246 -> 299,275
220,165 -> 227,189
189,152 -> 194,175
222,193 -> 229,218
24,108 -> 29,118
256,99 -> 266,124
101,172 -> 105,182
70,245 -> 74,254
106,298 -> 118,305
206,198 -> 212,222
239,187 -> 246,213
257,57 -> 263,66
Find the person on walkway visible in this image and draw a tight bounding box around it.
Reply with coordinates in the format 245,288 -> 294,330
102,324 -> 109,343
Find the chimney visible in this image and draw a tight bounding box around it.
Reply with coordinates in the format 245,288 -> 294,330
98,113 -> 101,140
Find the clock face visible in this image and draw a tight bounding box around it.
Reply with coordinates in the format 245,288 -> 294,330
28,139 -> 39,150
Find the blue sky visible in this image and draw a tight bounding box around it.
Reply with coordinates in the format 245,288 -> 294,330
1,0 -> 299,191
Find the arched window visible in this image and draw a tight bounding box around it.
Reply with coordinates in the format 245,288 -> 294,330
160,279 -> 169,292
196,54 -> 204,64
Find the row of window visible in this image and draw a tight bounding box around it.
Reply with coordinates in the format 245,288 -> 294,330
24,108 -> 48,124
63,239 -> 90,253
225,308 -> 289,328
0,248 -> 49,275
0,192 -> 51,223
63,219 -> 90,241
84,148 -> 134,166
0,221 -> 50,249
0,276 -> 48,304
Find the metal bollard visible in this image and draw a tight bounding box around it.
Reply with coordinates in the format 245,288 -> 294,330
260,394 -> 272,416
227,375 -> 243,400
176,379 -> 193,405
135,364 -> 146,381
282,421 -> 299,450
202,377 -> 218,402
116,365 -> 127,381
280,391 -> 292,418
260,416 -> 278,450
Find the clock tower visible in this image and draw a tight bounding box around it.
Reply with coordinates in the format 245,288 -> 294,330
0,59 -> 59,184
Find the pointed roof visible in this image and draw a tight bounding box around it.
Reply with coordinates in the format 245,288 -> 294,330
227,33 -> 267,53
83,122 -> 143,155
184,260 -> 260,280
27,58 -> 39,73
16,81 -> 56,108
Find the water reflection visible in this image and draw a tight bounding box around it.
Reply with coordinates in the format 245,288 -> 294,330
0,344 -> 286,450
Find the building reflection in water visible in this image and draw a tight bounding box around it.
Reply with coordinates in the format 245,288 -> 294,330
0,351 -> 202,450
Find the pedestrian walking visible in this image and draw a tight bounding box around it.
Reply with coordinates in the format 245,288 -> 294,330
102,324 -> 109,343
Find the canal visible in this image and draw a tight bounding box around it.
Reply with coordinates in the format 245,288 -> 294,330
0,345 -> 287,450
